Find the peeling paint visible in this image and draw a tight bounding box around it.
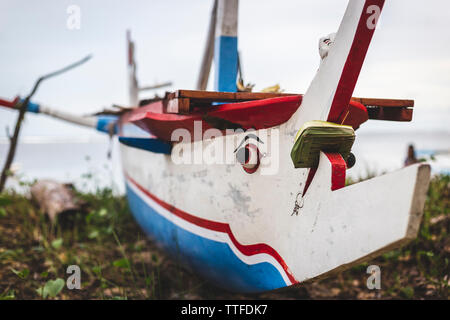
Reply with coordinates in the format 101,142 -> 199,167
227,183 -> 256,217
193,169 -> 208,178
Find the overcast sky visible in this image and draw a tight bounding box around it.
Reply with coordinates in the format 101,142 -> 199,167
0,0 -> 449,139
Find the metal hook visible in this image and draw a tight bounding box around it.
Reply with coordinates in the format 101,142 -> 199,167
291,191 -> 304,216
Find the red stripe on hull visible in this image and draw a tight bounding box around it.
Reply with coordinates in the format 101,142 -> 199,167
125,173 -> 297,284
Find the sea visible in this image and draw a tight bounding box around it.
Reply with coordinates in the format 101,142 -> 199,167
0,131 -> 449,195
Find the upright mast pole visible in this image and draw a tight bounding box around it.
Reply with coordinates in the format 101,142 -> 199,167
127,30 -> 139,106
214,0 -> 239,92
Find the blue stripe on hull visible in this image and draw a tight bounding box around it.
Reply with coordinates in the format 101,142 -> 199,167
125,182 -> 288,293
119,137 -> 172,154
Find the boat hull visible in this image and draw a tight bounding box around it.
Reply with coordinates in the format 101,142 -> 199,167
125,174 -> 291,292
116,0 -> 428,293
119,128 -> 430,292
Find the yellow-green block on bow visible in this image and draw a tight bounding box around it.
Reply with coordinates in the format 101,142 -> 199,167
291,120 -> 355,168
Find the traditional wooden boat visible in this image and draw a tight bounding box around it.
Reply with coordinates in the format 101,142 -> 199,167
0,0 -> 431,293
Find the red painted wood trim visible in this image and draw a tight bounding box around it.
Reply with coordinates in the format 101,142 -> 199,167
340,100 -> 369,129
125,173 -> 297,284
325,153 -> 347,191
302,153 -> 347,195
119,94 -> 411,142
125,96 -> 303,142
327,0 -> 386,122
302,168 -> 317,196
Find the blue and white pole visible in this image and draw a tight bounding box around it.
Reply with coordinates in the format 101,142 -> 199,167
214,0 -> 239,92
15,99 -> 118,135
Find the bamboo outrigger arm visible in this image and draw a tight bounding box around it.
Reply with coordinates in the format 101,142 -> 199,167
127,30 -> 172,106
0,97 -> 117,135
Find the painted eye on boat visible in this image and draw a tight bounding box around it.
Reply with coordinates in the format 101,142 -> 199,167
236,144 -> 260,174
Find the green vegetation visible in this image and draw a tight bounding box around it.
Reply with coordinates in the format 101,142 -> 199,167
0,175 -> 448,300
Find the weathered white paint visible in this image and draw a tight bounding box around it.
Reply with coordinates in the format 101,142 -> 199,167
126,177 -> 293,285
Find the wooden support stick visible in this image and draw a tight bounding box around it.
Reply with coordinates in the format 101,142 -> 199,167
0,97 -> 29,191
139,81 -> 173,92
0,55 -> 91,192
196,0 -> 218,90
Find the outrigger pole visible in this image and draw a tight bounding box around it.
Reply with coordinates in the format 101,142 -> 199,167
0,98 -> 117,134
127,30 -> 172,106
0,55 -> 108,191
0,30 -> 175,142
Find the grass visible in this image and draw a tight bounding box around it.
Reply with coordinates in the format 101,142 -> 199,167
0,174 -> 448,300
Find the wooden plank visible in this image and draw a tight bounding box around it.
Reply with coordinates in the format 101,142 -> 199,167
352,97 -> 414,122
175,89 -> 298,102
164,98 -> 190,114
352,97 -> 414,108
174,90 -> 414,107
367,106 -> 413,121
162,90 -> 415,121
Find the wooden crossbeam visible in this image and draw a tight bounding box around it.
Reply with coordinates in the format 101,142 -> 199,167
366,106 -> 413,121
351,97 -> 414,108
162,89 -> 414,122
352,97 -> 414,122
171,89 -> 297,102
163,90 -> 299,113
